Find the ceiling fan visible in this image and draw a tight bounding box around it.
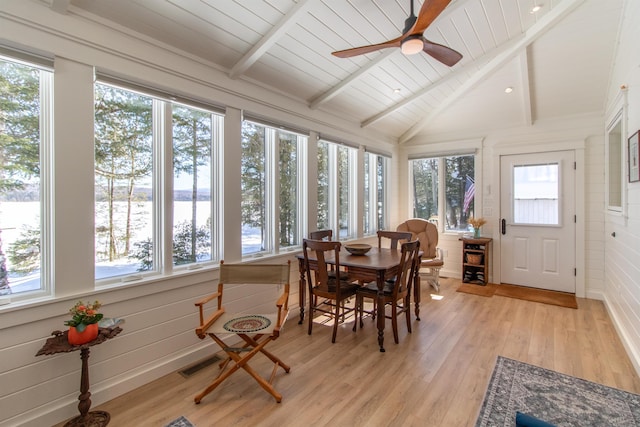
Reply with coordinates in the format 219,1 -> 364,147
331,0 -> 463,67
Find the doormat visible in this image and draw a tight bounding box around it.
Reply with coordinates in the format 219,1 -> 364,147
457,282 -> 497,297
494,283 -> 577,309
456,282 -> 578,309
476,356 -> 640,426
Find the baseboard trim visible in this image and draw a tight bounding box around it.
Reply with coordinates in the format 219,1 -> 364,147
602,293 -> 640,378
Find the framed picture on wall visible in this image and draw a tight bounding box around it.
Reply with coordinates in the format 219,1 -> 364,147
630,131 -> 640,182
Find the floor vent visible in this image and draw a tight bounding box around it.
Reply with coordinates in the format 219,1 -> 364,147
178,355 -> 221,378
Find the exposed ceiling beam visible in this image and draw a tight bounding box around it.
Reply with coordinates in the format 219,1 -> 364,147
360,39 -> 522,128
309,51 -> 394,109
519,48 -> 533,126
50,0 -> 71,14
229,0 -> 312,79
399,0 -> 585,144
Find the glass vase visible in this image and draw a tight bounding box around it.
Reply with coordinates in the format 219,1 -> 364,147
473,227 -> 481,238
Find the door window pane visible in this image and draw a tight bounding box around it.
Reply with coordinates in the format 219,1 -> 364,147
95,83 -> 154,279
513,163 -> 559,225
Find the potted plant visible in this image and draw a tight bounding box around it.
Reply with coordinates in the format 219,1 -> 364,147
64,300 -> 103,345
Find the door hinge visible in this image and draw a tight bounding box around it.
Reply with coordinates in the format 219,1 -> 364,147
574,161 -> 576,170
574,268 -> 577,276
574,215 -> 577,223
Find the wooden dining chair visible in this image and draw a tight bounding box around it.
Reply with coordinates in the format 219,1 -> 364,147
194,261 -> 291,403
377,230 -> 413,249
309,230 -> 349,280
309,229 -> 333,241
353,240 -> 420,344
302,238 -> 360,343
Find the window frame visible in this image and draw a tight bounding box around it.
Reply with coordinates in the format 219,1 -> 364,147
409,152 -> 477,234
241,120 -> 307,257
0,53 -> 54,301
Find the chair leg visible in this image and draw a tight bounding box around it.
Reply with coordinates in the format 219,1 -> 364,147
404,297 -> 412,334
331,300 -> 339,343
353,294 -> 360,332
308,299 -> 314,336
391,303 -> 399,344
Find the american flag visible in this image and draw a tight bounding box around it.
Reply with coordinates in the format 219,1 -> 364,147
463,176 -> 475,213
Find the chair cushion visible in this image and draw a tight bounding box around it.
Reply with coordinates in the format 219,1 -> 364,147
397,218 -> 439,259
359,281 -> 394,295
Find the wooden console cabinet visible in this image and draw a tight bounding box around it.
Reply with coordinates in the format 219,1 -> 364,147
461,237 -> 492,285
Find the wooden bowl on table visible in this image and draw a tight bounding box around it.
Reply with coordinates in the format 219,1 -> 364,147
344,243 -> 372,256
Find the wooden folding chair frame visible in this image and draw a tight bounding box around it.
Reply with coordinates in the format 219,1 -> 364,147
194,261 -> 291,403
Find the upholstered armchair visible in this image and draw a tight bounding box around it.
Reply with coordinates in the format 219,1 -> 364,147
396,218 -> 444,292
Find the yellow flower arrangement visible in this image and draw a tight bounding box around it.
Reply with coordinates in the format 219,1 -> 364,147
468,217 -> 487,229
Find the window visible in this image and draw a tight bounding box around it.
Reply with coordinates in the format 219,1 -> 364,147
95,81 -> 223,281
410,154 -> 475,232
513,163 -> 559,225
241,120 -> 306,255
364,152 -> 389,235
95,83 -> 155,280
172,104 -> 222,267
606,112 -> 623,211
317,140 -> 357,239
0,54 -> 52,297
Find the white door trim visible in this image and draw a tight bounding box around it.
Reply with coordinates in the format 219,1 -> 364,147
492,142 -> 585,298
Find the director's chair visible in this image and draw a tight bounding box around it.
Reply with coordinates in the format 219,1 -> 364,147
194,260 -> 291,403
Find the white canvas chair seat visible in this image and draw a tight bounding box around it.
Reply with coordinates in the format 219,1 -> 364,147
194,261 -> 291,403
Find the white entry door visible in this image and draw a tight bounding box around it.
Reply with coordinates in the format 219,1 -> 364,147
500,151 -> 575,293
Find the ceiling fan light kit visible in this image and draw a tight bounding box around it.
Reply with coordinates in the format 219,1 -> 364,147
401,35 -> 424,55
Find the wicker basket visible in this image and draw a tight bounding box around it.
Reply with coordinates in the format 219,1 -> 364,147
467,254 -> 482,265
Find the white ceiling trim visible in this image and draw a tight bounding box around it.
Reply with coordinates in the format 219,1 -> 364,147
229,0 -> 312,79
520,48 -> 533,126
399,0 -> 586,144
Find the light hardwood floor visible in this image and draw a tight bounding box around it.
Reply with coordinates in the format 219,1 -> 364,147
65,278 -> 640,427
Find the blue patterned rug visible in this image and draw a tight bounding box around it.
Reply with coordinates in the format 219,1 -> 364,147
476,356 -> 640,426
165,416 -> 194,427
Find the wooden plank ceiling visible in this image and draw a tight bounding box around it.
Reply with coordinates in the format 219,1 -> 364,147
61,0 -> 623,143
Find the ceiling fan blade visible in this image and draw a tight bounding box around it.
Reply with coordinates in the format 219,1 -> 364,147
422,39 -> 462,66
408,0 -> 453,35
332,38 -> 402,58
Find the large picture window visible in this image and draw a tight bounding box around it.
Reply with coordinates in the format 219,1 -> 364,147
0,55 -> 52,297
241,120 -> 305,255
410,154 -> 475,232
364,152 -> 389,235
95,81 -> 223,281
317,140 -> 357,239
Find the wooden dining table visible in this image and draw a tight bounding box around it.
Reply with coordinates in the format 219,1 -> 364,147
296,247 -> 421,352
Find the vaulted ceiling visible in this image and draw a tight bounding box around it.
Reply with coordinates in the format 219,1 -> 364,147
55,0 -> 623,143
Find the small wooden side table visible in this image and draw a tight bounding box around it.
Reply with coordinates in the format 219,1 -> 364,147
461,237 -> 492,285
36,326 -> 122,427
